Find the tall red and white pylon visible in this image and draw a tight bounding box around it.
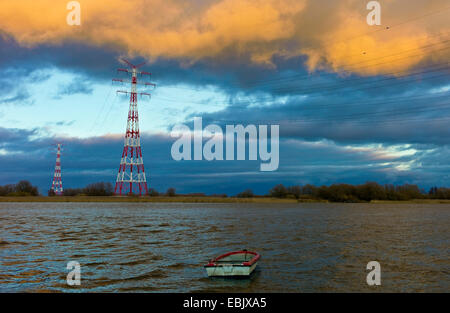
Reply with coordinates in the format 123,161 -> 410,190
113,59 -> 155,196
51,143 -> 63,195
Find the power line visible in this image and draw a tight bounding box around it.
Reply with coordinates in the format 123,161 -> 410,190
239,39 -> 450,89
97,93 -> 119,131
89,83 -> 113,134
285,93 -> 450,111
212,98 -> 450,124
227,35 -> 450,89
213,104 -> 450,128
270,64 -> 450,95
156,62 -> 449,107
158,33 -> 450,92
156,42 -> 450,107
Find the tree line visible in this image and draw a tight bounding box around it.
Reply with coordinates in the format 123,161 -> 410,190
53,182 -> 114,196
59,185 -> 179,197
1,180 -> 450,201
0,181 -> 39,196
253,182 -> 450,202
0,181 -> 114,197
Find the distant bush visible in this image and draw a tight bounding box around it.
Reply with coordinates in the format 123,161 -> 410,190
0,181 -> 39,196
84,182 -> 113,196
148,188 -> 160,197
0,184 -> 15,196
166,187 -> 176,197
236,189 -> 254,198
287,185 -> 302,199
16,180 -> 39,196
429,186 -> 450,199
60,182 -> 113,196
269,184 -> 288,198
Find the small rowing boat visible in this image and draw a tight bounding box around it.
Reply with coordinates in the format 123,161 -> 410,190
204,250 -> 260,277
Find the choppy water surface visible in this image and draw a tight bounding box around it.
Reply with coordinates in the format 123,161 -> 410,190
0,202 -> 448,292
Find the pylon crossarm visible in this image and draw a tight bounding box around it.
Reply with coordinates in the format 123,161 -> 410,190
113,79 -> 155,88
116,90 -> 152,98
120,58 -> 146,69
121,59 -> 135,68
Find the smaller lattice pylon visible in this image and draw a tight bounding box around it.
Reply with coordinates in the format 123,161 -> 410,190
51,143 -> 63,195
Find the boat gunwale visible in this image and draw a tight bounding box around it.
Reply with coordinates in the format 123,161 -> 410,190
204,250 -> 260,267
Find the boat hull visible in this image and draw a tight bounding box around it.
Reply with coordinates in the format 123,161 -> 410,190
205,262 -> 258,277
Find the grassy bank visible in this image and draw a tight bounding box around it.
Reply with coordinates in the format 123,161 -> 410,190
1,196 -> 449,204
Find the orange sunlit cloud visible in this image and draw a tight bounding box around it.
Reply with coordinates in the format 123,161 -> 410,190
0,0 -> 449,75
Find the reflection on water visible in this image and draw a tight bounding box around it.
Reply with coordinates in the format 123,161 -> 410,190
0,202 -> 448,292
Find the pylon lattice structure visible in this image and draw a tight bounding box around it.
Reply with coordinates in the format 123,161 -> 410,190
51,143 -> 63,195
113,59 -> 155,196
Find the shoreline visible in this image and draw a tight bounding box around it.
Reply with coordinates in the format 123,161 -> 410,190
0,196 -> 299,203
0,196 -> 449,204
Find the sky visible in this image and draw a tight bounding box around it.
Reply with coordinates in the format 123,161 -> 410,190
0,0 -> 449,195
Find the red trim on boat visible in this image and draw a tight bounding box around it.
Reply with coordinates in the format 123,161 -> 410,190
243,253 -> 260,266
205,251 -> 260,267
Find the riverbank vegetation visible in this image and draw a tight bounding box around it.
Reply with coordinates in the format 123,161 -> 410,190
56,182 -> 114,197
1,181 -> 450,203
266,183 -> 450,202
0,181 -> 39,197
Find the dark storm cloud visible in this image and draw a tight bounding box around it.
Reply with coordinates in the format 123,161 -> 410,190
0,35 -> 113,76
0,34 -> 236,88
2,32 -> 448,104
0,33 -> 400,99
0,127 -> 38,144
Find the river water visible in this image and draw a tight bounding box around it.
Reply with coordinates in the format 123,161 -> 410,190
0,202 -> 448,292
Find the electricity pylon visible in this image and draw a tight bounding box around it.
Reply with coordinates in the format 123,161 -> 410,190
51,143 -> 63,195
113,59 -> 155,196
